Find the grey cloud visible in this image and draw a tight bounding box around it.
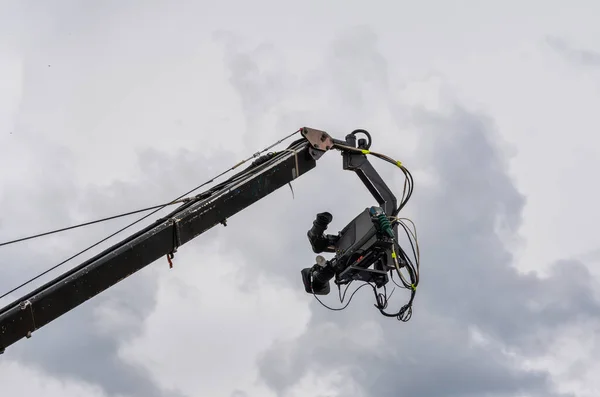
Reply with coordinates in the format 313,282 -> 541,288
0,137 -> 234,397
411,106 -> 600,352
328,25 -> 391,113
576,247 -> 600,263
210,28 -> 402,291
545,36 -> 600,67
213,31 -> 294,150
0,15 -> 294,394
3,7 -> 600,397
257,105 -> 580,397
1,107 -> 245,397
214,27 -> 598,397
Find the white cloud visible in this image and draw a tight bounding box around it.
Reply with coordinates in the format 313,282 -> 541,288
0,360 -> 108,397
118,242 -> 311,397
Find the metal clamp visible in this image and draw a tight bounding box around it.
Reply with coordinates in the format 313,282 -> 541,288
19,300 -> 36,338
167,218 -> 181,269
300,127 -> 335,151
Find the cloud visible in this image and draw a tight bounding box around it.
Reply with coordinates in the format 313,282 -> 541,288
256,103 -> 582,396
545,36 -> 600,67
0,4 -> 253,395
0,360 -> 108,397
3,6 -> 600,397
0,38 -> 247,396
0,135 -> 220,397
0,29 -> 299,395
206,27 -> 600,397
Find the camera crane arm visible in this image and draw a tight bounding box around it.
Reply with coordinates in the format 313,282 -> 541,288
0,127 -> 415,355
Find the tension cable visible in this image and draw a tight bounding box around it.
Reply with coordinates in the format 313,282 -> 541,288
0,129 -> 302,300
0,199 -> 193,248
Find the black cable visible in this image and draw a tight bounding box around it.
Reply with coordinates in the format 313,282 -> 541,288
0,185 -> 217,301
396,220 -> 419,275
393,219 -> 419,283
360,149 -> 413,217
197,136 -> 306,197
354,281 -> 414,321
390,270 -> 404,289
338,281 -> 353,303
373,284 -> 415,322
311,277 -> 372,311
393,166 -> 414,216
0,201 -> 192,248
375,284 -> 390,309
393,248 -> 417,290
382,253 -> 417,321
0,208 -> 167,300
0,130 -> 302,302
374,221 -> 419,320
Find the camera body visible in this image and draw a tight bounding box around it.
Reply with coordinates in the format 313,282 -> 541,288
301,206 -> 396,295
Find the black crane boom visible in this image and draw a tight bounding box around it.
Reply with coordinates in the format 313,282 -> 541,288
0,135 -> 321,354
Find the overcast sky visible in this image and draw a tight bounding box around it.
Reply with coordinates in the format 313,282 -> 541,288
1,1 -> 600,396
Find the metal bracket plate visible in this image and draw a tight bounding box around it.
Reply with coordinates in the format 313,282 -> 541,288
301,127 -> 335,152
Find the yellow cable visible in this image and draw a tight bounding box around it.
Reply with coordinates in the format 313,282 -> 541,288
333,143 -> 410,209
390,216 -> 420,283
398,217 -> 420,268
391,246 -> 412,288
